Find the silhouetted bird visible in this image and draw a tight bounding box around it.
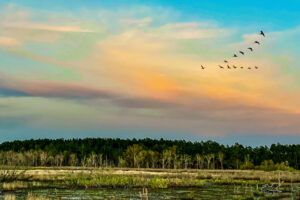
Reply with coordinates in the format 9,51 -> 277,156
260,30 -> 265,37
227,65 -> 231,69
248,47 -> 253,51
255,66 -> 258,69
248,67 -> 252,70
239,51 -> 244,55
254,41 -> 260,45
233,54 -> 238,57
233,65 -> 237,69
224,60 -> 228,63
240,66 -> 244,69
219,65 -> 224,69
201,65 -> 205,69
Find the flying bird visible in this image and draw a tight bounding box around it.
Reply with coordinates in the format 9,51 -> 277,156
239,51 -> 245,55
227,65 -> 231,69
233,65 -> 237,69
240,66 -> 244,69
255,66 -> 258,69
224,60 -> 228,63
260,30 -> 265,37
201,65 -> 205,69
248,47 -> 253,51
233,54 -> 238,57
219,65 -> 224,69
248,67 -> 252,70
254,41 -> 260,45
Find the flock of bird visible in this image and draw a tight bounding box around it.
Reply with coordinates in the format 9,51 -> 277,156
200,30 -> 265,70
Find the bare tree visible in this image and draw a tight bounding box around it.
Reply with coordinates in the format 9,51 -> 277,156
183,154 -> 191,169
87,153 -> 98,167
98,154 -> 103,168
81,156 -> 87,167
211,154 -> 216,169
69,154 -> 78,166
218,152 -> 224,169
196,154 -> 205,169
205,154 -> 214,169
55,154 -> 64,167
40,151 -> 48,166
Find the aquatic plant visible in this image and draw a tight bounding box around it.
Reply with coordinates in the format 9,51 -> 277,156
139,188 -> 149,200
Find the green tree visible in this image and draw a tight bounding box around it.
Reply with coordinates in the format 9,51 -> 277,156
124,144 -> 143,168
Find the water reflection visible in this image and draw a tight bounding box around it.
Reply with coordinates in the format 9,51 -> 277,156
4,193 -> 15,200
4,192 -> 52,200
1,184 -> 299,200
27,192 -> 52,200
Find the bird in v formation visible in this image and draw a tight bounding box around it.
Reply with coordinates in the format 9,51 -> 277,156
201,31 -> 265,70
217,30 -> 265,70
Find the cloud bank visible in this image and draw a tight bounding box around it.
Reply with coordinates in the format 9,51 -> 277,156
0,3 -> 299,141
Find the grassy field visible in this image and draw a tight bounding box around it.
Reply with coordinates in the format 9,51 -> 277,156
1,167 -> 299,189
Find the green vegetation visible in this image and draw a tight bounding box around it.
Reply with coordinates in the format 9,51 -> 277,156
2,168 -> 298,188
0,138 -> 299,170
64,173 -> 207,189
256,160 -> 294,171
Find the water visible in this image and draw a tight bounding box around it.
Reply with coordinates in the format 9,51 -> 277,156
0,184 -> 299,199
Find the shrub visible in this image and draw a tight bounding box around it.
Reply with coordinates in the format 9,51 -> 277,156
256,160 -> 294,171
240,162 -> 255,170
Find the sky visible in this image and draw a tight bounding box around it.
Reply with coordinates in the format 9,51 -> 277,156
0,0 -> 300,146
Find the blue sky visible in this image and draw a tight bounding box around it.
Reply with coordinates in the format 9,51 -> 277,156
6,0 -> 300,29
0,0 -> 299,145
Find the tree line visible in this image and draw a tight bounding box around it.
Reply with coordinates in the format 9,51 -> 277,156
0,138 -> 299,170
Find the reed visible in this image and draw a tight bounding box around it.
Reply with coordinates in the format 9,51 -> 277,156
27,192 -> 52,200
2,181 -> 28,191
4,193 -> 16,200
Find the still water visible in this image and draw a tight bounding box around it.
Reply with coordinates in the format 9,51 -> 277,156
0,184 -> 299,200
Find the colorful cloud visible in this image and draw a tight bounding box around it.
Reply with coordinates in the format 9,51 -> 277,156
0,2 -> 299,144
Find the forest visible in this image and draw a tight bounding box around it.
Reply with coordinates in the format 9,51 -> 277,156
0,138 -> 299,170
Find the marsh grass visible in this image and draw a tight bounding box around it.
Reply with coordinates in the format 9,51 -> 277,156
63,172 -> 262,189
0,168 -> 30,182
4,193 -> 16,200
27,192 -> 52,200
65,173 -> 171,188
1,167 -> 299,189
64,172 -> 209,189
139,188 -> 148,200
2,181 -> 28,191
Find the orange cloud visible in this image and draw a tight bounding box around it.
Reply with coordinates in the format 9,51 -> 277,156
0,36 -> 21,46
83,28 -> 300,116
